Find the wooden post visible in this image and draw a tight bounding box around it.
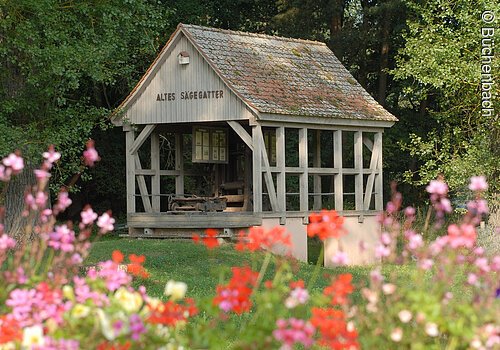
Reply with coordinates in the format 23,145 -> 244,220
125,129 -> 136,214
333,130 -> 343,211
299,128 -> 308,213
175,133 -> 184,196
252,126 -> 262,212
364,134 -> 381,210
276,126 -> 286,213
256,126 -> 278,211
134,155 -> 152,212
313,130 -> 322,210
354,131 -> 363,211
374,132 -> 383,210
151,130 -> 160,212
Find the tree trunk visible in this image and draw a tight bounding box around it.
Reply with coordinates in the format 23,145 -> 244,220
329,0 -> 345,57
378,8 -> 390,106
4,162 -> 37,242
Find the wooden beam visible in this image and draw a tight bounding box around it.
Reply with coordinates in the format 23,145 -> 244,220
129,124 -> 156,155
276,126 -> 286,212
175,133 -> 184,196
227,121 -> 254,151
256,125 -> 279,211
363,134 -> 381,210
374,132 -> 383,210
151,130 -> 160,212
126,130 -> 136,214
299,128 -> 308,212
252,126 -> 262,212
354,131 -> 363,211
134,155 -> 152,212
333,130 -> 343,211
313,130 -> 322,210
363,136 -> 374,152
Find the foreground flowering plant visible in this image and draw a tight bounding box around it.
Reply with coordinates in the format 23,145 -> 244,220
0,143 -> 498,349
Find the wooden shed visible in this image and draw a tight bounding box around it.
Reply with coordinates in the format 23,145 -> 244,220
112,24 -> 397,265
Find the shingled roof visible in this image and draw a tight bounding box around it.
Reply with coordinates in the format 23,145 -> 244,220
181,24 -> 397,122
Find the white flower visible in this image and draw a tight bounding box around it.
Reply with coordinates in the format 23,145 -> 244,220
164,280 -> 187,301
22,325 -> 44,348
114,287 -> 143,313
382,283 -> 396,295
96,309 -> 115,340
72,304 -> 91,319
425,322 -> 439,337
398,309 -> 412,323
390,327 -> 403,342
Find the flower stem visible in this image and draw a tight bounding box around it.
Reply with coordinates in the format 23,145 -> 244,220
308,245 -> 324,289
253,251 -> 271,294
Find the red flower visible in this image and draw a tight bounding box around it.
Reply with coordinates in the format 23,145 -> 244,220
235,226 -> 291,252
192,229 -> 220,249
126,254 -> 149,278
290,279 -> 305,289
323,274 -> 354,305
96,341 -> 131,350
307,210 -> 345,241
213,266 -> 259,314
0,315 -> 21,344
310,307 -> 359,349
147,298 -> 198,326
112,250 -> 124,264
129,254 -> 145,264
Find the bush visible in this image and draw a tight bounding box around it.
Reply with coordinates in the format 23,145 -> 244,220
0,145 -> 498,349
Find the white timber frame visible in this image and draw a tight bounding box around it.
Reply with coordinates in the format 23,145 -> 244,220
124,121 -> 384,221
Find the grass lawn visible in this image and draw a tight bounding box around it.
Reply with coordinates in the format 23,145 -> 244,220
86,236 -> 413,303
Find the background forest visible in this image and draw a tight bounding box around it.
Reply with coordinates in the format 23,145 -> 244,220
0,0 -> 498,219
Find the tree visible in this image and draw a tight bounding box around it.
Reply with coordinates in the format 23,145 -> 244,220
0,0 -> 173,236
393,0 -> 500,196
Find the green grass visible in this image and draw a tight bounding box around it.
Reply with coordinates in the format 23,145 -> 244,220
86,237 -> 414,304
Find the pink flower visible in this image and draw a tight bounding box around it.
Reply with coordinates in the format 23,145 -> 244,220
426,180 -> 448,196
491,256 -> 500,271
369,269 -> 384,284
418,258 -> 434,270
95,260 -> 131,291
447,224 -> 476,249
80,207 -> 98,225
83,139 -> 100,167
404,206 -> 416,217
34,169 -> 51,181
469,176 -> 488,192
285,287 -> 309,308
0,233 -> 16,251
467,273 -> 478,286
408,233 -> 423,250
475,257 -> 490,273
331,251 -> 349,266
375,244 -> 390,258
2,153 -> 24,173
381,232 -> 392,245
71,253 -> 83,265
97,212 -> 115,234
73,276 -> 108,306
273,318 -> 315,349
54,190 -> 72,213
42,146 -> 61,164
47,225 -> 75,253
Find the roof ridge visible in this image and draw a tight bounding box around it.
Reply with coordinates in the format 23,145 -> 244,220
180,23 -> 327,46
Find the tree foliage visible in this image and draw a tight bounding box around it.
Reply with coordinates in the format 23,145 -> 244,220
394,0 -> 500,196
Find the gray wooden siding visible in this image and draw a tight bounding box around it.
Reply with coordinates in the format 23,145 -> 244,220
125,34 -> 254,125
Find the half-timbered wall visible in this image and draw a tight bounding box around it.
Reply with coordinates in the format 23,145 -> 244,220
124,34 -> 254,125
